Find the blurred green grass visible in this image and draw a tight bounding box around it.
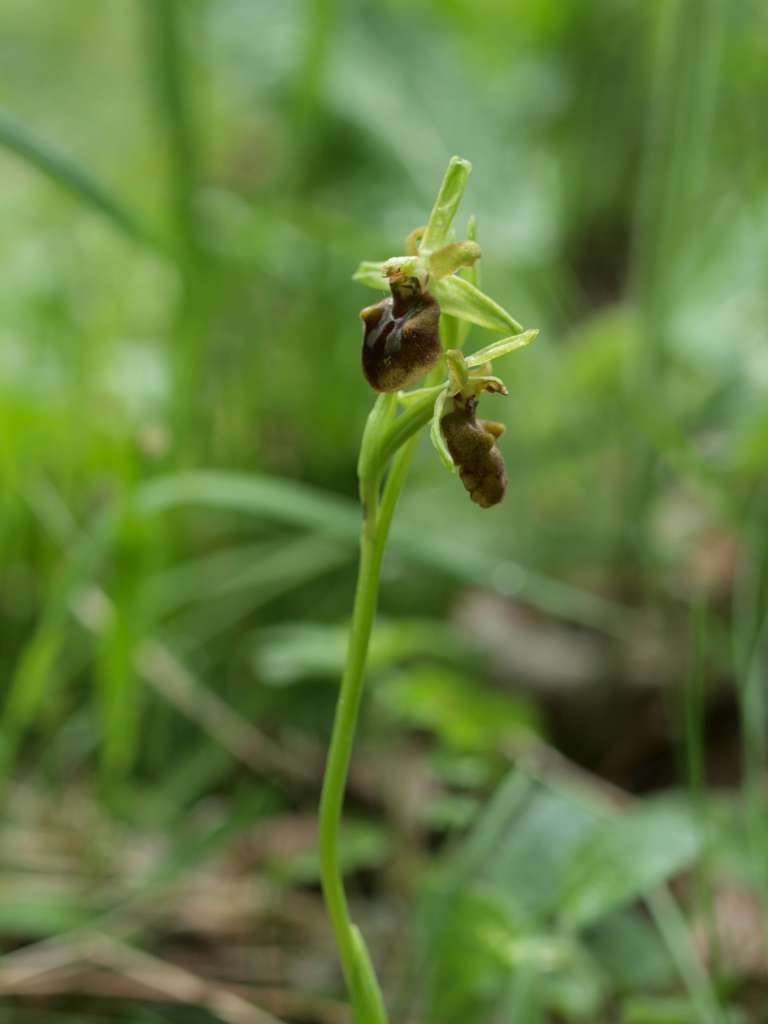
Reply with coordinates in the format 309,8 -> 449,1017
1,0 -> 767,1021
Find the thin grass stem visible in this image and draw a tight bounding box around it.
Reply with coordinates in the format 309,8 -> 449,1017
0,110 -> 160,249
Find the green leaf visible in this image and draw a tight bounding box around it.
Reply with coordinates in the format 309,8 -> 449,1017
620,997 -> 738,1024
419,155 -> 472,254
136,471 -> 628,634
150,536 -> 349,620
352,260 -> 389,290
136,470 -> 362,540
558,799 -> 703,929
357,392 -> 397,483
430,387 -> 454,470
1,510 -> 115,778
0,883 -> 89,936
418,884 -> 528,1024
433,275 -> 524,334
468,781 -> 600,919
378,666 -> 540,753
466,329 -> 539,367
543,941 -> 607,1021
253,618 -> 468,687
587,909 -> 676,992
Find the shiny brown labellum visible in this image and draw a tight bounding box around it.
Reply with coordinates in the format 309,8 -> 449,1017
440,397 -> 507,508
360,281 -> 441,393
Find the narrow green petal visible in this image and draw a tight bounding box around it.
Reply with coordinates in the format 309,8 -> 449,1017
465,329 -> 539,368
451,216 -> 478,348
397,383 -> 446,407
445,348 -> 470,392
433,275 -> 524,334
467,374 -> 508,395
466,215 -> 480,289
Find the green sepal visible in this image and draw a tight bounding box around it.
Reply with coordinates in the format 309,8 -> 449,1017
419,156 -> 472,254
445,348 -> 470,392
466,374 -> 508,395
452,215 -> 479,348
429,387 -> 455,471
466,215 -> 480,289
465,328 -> 539,368
432,275 -> 524,334
396,383 -> 445,407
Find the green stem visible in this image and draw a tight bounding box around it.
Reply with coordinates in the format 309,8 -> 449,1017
143,0 -> 209,458
319,400 -> 420,1022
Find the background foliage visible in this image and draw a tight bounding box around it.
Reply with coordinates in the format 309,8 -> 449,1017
1,1 -> 767,1021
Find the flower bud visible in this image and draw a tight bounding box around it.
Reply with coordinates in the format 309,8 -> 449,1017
360,276 -> 441,393
440,397 -> 507,508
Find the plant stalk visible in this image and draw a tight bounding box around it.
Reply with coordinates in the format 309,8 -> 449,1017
318,397 -> 420,1022
143,0 -> 209,459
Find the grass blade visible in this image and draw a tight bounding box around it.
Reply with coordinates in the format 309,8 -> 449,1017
0,110 -> 160,249
135,470 -> 629,633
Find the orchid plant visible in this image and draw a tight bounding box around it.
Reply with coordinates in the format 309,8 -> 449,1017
318,156 -> 538,1023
